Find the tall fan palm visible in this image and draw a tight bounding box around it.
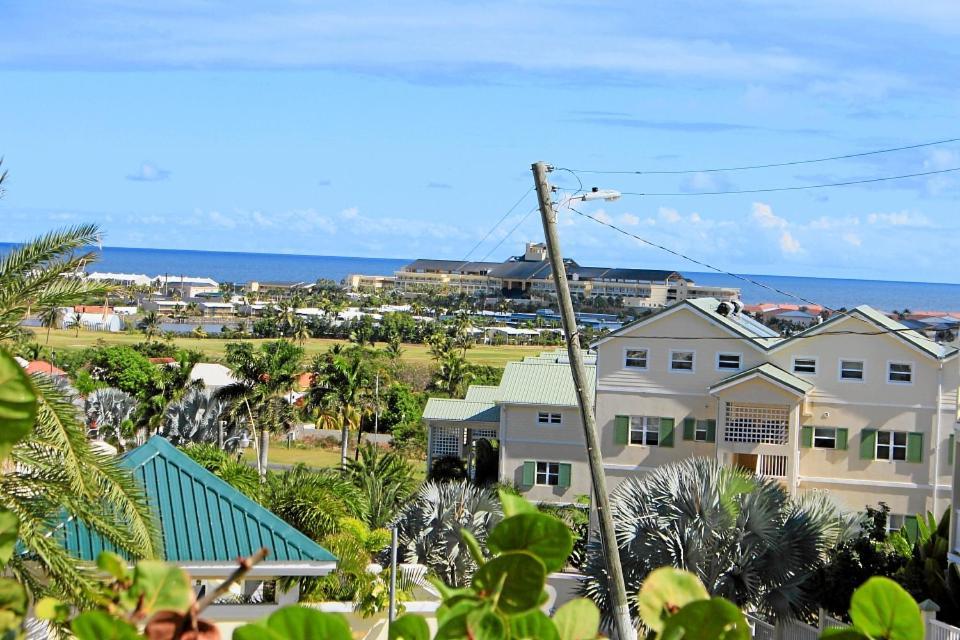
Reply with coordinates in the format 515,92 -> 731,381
393,480 -> 502,587
137,310 -> 161,341
85,387 -> 138,452
160,387 -> 240,449
224,340 -> 303,478
0,222 -> 158,606
37,305 -> 63,344
580,457 -> 843,625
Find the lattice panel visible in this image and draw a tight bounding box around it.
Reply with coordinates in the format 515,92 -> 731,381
431,426 -> 464,458
724,403 -> 788,444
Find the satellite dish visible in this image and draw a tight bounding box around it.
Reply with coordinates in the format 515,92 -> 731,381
716,301 -> 732,316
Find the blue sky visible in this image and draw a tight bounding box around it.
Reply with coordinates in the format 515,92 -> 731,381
1,1 -> 958,282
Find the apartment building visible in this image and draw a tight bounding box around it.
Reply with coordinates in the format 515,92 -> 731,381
422,351 -> 591,504
346,243 -> 739,309
593,297 -> 958,528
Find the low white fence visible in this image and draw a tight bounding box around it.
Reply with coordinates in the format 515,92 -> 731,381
750,607 -> 960,640
930,619 -> 960,640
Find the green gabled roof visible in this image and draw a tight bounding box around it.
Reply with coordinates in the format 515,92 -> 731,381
497,360 -> 595,407
60,436 -> 335,566
464,385 -> 501,402
779,305 -> 957,360
710,363 -> 813,396
422,398 -> 500,422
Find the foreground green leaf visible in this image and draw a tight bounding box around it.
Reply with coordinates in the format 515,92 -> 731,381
472,551 -> 546,614
0,510 -> 18,567
34,596 -> 71,623
0,349 -> 37,459
0,578 -> 26,633
71,611 -> 141,640
849,577 -> 923,640
97,551 -> 129,581
552,598 -> 600,640
487,513 -> 573,573
130,561 -> 192,615
234,607 -> 352,640
499,491 -> 537,518
389,614 -> 431,640
660,598 -> 751,640
510,609 -> 561,640
637,567 -> 710,632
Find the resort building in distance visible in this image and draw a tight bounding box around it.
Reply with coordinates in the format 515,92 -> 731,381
347,242 -> 740,309
424,297 -> 960,543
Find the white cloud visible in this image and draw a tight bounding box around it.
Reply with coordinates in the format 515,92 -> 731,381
620,213 -> 640,226
751,202 -> 787,229
207,210 -> 236,229
340,207 -> 359,220
866,211 -> 931,227
808,215 -> 859,230
659,207 -> 682,224
593,210 -> 612,224
842,233 -> 862,247
252,211 -> 274,227
779,231 -> 802,254
126,162 -> 171,182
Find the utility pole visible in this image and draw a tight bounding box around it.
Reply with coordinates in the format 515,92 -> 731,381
374,373 -> 380,435
388,527 -> 399,627
532,161 -> 635,640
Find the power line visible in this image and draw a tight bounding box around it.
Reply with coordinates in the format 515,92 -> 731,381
591,326 -> 955,343
560,135 -> 960,175
615,166 -> 960,197
478,206 -> 540,262
566,205 -> 828,310
460,186 -> 534,263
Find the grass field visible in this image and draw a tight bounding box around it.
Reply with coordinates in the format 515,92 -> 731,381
241,442 -> 427,481
38,328 -> 545,366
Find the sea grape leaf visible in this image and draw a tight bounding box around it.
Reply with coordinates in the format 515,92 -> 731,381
97,551 -> 129,581
552,598 -> 600,640
637,567 -> 710,632
487,513 -> 573,573
0,510 -> 19,567
233,607 -> 352,640
510,609 -> 561,640
389,614 -> 430,640
660,598 -> 751,640
71,611 -> 142,640
499,491 -> 537,518
466,607 -> 507,640
130,561 -> 192,615
849,577 -> 924,640
461,528 -> 486,565
0,349 -> 37,459
472,551 -> 546,615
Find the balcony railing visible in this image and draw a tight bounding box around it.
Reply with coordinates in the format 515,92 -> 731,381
757,454 -> 788,478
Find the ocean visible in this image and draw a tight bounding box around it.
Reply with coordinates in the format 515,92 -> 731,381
3,243 -> 957,312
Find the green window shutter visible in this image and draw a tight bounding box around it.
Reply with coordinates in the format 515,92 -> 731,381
949,434 -> 955,465
800,426 -> 813,448
907,433 -> 924,463
706,419 -> 716,443
836,428 -> 848,451
614,416 -> 629,445
522,461 -> 535,486
558,463 -> 571,488
660,418 -> 675,448
860,429 -> 877,460
903,515 -> 920,544
683,417 -> 696,441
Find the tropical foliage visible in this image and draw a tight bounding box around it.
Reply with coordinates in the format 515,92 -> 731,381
393,480 -> 502,587
85,386 -> 138,451
346,444 -> 418,529
581,457 -> 845,623
159,387 -> 236,449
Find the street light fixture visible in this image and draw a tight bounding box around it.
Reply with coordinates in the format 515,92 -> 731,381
575,187 -> 621,202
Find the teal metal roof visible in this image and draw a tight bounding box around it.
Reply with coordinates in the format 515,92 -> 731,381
464,385 -> 501,402
710,363 -> 813,395
422,398 -> 500,422
60,436 -> 336,565
497,360 -> 595,407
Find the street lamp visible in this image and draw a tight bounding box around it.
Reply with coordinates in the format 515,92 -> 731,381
573,187 -> 621,202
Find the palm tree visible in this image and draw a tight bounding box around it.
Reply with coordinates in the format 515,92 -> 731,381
314,351 -> 369,469
137,311 -> 161,341
37,305 -> 63,344
224,340 -> 303,478
292,317 -> 311,346
346,444 -> 417,529
0,222 -> 157,606
70,311 -> 83,336
85,387 -> 138,452
160,387 -> 241,449
262,464 -> 363,541
580,457 -> 843,625
191,325 -> 208,339
433,351 -> 474,397
393,480 -> 502,588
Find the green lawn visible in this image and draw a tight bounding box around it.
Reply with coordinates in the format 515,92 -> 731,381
38,328 -> 544,366
241,442 -> 427,481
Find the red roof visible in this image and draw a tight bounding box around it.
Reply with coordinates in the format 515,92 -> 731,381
74,305 -> 113,314
295,372 -> 315,390
24,360 -> 67,376
149,357 -> 177,364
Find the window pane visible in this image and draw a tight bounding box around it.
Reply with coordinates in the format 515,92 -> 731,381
889,363 -> 912,382
893,432 -> 907,446
794,358 -> 816,374
718,354 -> 741,369
814,427 -> 836,448
841,361 -> 864,379
625,349 -> 648,368
671,352 -> 694,370
893,446 -> 906,461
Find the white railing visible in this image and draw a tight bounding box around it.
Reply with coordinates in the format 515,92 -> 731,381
781,620 -> 819,640
746,614 -> 775,640
821,614 -> 847,630
758,454 -> 788,478
930,619 -> 960,640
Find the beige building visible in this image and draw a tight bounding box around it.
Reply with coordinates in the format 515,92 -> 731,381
593,297 -> 958,533
346,243 -> 739,308
422,351 -> 592,504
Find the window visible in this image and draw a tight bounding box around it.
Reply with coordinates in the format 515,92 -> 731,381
793,357 -> 817,375
535,461 -> 560,486
886,513 -> 905,534
670,350 -> 695,373
876,430 -> 907,461
537,412 -> 562,425
840,360 -> 864,381
630,416 -> 660,446
888,362 -> 913,384
694,419 -> 711,442
717,353 -> 742,370
814,427 -> 837,449
624,349 -> 648,369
